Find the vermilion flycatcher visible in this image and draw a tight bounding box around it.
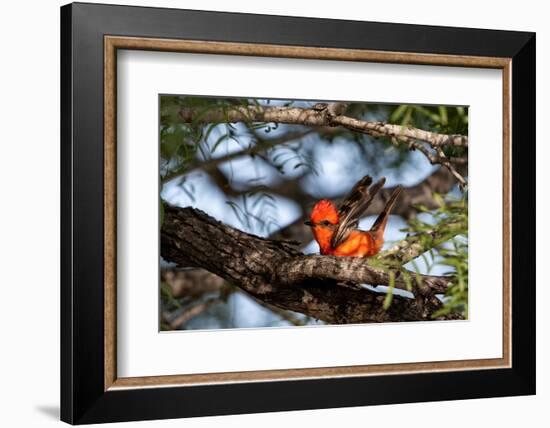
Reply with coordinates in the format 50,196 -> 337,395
305,176 -> 402,257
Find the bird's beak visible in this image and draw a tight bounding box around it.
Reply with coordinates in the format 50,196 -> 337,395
304,220 -> 314,226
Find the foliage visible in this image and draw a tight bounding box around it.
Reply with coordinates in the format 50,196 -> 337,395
432,236 -> 468,318
225,190 -> 280,235
410,195 -> 468,318
369,194 -> 468,317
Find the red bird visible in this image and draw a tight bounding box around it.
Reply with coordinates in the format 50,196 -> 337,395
305,176 -> 402,257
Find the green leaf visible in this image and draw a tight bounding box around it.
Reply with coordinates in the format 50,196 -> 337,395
160,281 -> 181,308
390,104 -> 408,123
383,271 -> 396,310
401,269 -> 413,292
438,106 -> 448,125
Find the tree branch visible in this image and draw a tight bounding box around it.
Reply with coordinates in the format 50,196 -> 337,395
273,255 -> 451,295
161,205 -> 463,323
381,221 -> 464,264
169,297 -> 221,330
179,103 -> 468,186
179,104 -> 468,148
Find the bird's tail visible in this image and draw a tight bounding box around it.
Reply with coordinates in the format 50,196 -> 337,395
370,186 -> 403,236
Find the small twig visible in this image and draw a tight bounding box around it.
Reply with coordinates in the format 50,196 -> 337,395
169,297 -> 221,329
390,137 -> 467,187
434,146 -> 467,188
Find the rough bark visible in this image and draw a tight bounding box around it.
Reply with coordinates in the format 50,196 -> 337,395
162,268 -> 225,298
161,205 -> 462,324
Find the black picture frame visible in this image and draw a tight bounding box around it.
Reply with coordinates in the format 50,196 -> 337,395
61,2 -> 535,424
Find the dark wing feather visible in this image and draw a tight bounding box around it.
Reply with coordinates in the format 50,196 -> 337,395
370,185 -> 403,233
331,176 -> 386,248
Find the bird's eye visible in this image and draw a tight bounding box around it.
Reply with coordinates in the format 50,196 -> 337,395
322,220 -> 330,226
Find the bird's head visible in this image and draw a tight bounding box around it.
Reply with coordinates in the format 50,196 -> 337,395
304,199 -> 339,229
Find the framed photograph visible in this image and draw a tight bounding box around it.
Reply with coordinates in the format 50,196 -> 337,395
61,2 -> 535,424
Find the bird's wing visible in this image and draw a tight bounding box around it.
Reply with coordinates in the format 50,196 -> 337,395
331,175 -> 386,249
369,185 -> 403,234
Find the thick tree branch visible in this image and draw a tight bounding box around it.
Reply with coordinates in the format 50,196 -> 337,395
273,255 -> 450,295
161,205 -> 462,323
